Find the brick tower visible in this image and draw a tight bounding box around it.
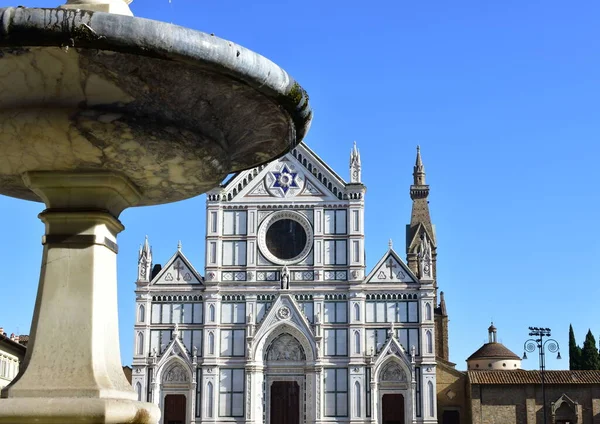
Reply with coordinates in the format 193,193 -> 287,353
406,146 -> 449,361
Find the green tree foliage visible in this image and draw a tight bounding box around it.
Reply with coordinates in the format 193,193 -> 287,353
580,329 -> 600,370
569,324 -> 582,370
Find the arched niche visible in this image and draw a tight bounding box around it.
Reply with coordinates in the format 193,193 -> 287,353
265,333 -> 306,361
254,322 -> 316,362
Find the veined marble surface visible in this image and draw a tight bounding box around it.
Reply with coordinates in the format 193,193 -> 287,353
0,7 -> 312,206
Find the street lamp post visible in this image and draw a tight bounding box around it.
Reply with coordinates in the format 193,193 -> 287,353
523,327 -> 561,424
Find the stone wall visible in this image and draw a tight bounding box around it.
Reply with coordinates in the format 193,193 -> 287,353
435,312 -> 449,361
437,361 -> 468,424
469,383 -> 600,424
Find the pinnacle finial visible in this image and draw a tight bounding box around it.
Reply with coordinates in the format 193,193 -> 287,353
413,145 -> 426,185
388,239 -> 393,249
177,240 -> 182,251
350,141 -> 361,182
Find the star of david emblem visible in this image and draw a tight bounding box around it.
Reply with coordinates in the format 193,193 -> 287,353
271,165 -> 299,195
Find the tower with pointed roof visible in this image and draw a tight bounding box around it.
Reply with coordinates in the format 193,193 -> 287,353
405,147 -> 449,364
131,142 -> 438,424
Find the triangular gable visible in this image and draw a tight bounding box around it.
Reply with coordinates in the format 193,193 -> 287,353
552,393 -> 578,415
152,250 -> 203,285
365,248 -> 419,284
254,294 -> 314,340
250,293 -> 317,361
407,222 -> 436,253
372,332 -> 413,380
220,142 -> 348,202
156,331 -> 193,369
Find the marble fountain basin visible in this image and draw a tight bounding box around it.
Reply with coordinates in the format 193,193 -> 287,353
0,7 -> 312,205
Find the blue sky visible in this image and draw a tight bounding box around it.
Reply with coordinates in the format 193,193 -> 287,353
2,0 -> 600,370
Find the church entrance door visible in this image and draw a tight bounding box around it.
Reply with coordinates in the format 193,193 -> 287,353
382,393 -> 404,424
270,381 -> 300,424
163,394 -> 186,424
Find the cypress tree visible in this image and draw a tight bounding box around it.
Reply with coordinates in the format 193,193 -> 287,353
569,324 -> 582,370
580,329 -> 600,370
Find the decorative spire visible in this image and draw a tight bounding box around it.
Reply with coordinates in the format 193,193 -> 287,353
349,141 -> 362,183
413,145 -> 426,185
137,235 -> 152,282
177,240 -> 182,251
388,239 -> 393,249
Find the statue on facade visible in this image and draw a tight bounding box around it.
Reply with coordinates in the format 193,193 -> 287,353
280,265 -> 290,290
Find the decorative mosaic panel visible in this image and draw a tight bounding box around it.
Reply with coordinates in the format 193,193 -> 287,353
292,271 -> 314,281
221,271 -> 247,281
324,270 -> 348,281
256,271 -> 279,281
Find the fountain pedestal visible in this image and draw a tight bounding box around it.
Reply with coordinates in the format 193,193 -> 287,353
0,172 -> 160,423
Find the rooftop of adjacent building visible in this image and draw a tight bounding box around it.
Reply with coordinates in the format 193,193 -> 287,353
0,328 -> 29,347
0,329 -> 27,358
468,369 -> 600,385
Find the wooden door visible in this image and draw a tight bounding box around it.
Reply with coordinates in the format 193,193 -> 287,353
382,394 -> 404,424
270,381 -> 300,424
443,410 -> 460,424
164,394 -> 186,424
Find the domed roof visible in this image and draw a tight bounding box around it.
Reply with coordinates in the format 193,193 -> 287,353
467,342 -> 521,361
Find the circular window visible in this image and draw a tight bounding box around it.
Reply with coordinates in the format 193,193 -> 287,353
258,211 -> 313,265
266,219 -> 307,259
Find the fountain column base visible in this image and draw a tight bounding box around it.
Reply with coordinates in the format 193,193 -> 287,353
0,171 -> 160,424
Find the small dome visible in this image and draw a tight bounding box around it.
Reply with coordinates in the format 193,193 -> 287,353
467,324 -> 522,371
467,342 -> 521,361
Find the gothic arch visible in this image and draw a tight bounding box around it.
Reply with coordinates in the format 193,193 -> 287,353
265,333 -> 306,361
354,330 -> 361,354
426,330 -> 433,354
206,381 -> 214,418
427,381 -> 435,417
353,303 -> 360,321
208,331 -> 215,354
552,394 -> 578,423
156,355 -> 193,385
354,381 -> 361,417
138,305 -> 145,323
373,354 -> 412,385
135,382 -> 142,401
253,321 -> 316,362
136,332 -> 144,356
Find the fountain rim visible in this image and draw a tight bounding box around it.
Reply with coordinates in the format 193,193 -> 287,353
0,6 -> 312,147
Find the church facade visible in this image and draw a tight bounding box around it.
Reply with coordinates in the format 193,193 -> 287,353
131,142 -> 443,424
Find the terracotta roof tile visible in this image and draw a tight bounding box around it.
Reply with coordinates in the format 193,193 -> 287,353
468,370 -> 600,385
467,342 -> 521,361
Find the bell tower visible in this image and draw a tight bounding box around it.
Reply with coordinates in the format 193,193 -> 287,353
405,146 -> 449,361
406,146 -> 436,287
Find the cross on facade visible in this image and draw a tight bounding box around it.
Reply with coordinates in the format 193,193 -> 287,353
386,258 -> 397,279
174,260 -> 184,281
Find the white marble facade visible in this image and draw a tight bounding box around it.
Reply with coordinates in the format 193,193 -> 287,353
132,142 -> 437,424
